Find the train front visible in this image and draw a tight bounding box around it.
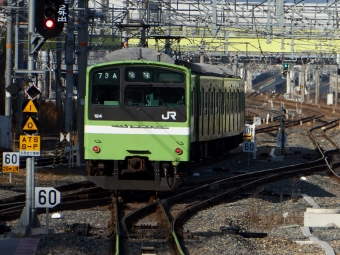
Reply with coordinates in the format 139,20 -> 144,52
84,61 -> 191,191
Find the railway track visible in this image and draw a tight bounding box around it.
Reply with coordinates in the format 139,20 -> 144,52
3,93 -> 340,254
108,115 -> 340,254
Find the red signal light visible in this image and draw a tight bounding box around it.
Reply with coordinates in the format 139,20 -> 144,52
175,148 -> 182,154
45,19 -> 55,29
93,146 -> 100,153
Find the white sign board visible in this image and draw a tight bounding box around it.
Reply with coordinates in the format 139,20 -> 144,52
253,117 -> 261,126
35,187 -> 61,208
243,142 -> 257,152
243,125 -> 254,136
2,152 -> 20,172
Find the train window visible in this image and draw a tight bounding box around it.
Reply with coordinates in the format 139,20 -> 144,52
91,68 -> 120,105
215,92 -> 219,114
231,91 -> 234,114
158,72 -> 184,82
125,88 -> 145,106
200,89 -> 203,116
210,91 -> 213,115
221,92 -> 225,114
216,91 -> 220,134
124,86 -> 185,107
204,92 -> 208,115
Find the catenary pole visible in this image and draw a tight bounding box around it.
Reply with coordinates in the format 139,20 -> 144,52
15,0 -> 25,136
5,0 -> 13,118
65,0 -> 74,134
77,0 -> 88,164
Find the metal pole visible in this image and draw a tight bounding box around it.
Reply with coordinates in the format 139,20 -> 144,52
17,0 -> 39,229
5,0 -> 13,118
336,68 -> 338,108
281,102 -> 285,156
165,0 -> 171,55
45,208 -> 49,234
122,0 -> 128,47
138,0 -> 147,47
30,157 -> 38,227
315,69 -> 320,104
77,0 -> 88,165
15,1 -> 24,141
27,0 -> 37,228
65,0 -> 75,134
56,41 -> 62,111
26,158 -> 32,226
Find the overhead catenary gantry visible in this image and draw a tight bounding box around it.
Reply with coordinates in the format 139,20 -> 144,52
85,0 -> 340,56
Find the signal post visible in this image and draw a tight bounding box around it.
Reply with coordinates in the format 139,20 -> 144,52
14,0 -> 67,235
17,86 -> 41,233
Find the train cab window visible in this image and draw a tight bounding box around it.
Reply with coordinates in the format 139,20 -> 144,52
124,86 -> 185,107
91,68 -> 120,106
125,89 -> 145,106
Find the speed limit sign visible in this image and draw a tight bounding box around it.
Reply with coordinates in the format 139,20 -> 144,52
2,152 -> 20,172
35,187 -> 61,208
243,142 -> 257,152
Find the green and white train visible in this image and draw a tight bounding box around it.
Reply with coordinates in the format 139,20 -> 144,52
85,48 -> 245,191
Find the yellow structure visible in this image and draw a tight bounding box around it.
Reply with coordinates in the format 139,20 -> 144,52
129,37 -> 340,54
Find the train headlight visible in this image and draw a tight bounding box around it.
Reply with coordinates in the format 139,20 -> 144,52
93,146 -> 100,153
128,71 -> 135,79
143,71 -> 150,79
175,148 -> 182,155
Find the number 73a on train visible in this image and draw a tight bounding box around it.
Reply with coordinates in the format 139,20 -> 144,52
243,141 -> 257,153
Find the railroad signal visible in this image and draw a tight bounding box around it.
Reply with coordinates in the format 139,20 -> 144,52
22,99 -> 39,135
22,116 -> 39,132
25,85 -> 41,100
283,63 -> 289,70
22,99 -> 39,113
35,0 -> 68,38
6,83 -> 21,96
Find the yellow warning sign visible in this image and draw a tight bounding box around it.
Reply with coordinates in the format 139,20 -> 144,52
23,100 -> 38,113
23,116 -> 38,131
2,166 -> 19,173
19,135 -> 41,156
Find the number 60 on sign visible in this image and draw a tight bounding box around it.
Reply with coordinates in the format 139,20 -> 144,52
2,152 -> 20,172
243,142 -> 257,152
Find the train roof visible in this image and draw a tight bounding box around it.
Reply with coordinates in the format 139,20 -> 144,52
101,47 -> 235,77
101,47 -> 174,64
177,61 -> 235,77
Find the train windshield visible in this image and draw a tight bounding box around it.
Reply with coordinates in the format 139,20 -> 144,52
91,68 -> 120,106
125,86 -> 185,107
